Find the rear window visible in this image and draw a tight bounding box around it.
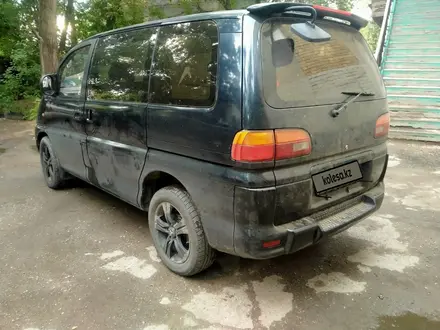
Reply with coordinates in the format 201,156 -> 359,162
261,19 -> 385,109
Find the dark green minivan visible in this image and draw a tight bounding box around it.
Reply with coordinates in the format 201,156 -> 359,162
36,2 -> 389,276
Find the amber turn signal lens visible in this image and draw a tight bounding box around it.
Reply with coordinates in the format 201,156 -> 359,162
375,113 -> 390,138
231,130 -> 275,162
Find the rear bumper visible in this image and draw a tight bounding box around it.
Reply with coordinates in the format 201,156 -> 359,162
233,182 -> 384,259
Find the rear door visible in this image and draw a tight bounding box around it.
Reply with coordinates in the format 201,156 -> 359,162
147,19 -> 241,165
84,27 -> 157,204
254,19 -> 388,160
44,43 -> 93,179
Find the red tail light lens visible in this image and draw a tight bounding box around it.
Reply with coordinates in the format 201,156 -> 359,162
275,129 -> 312,160
231,129 -> 312,162
313,5 -> 352,16
375,113 -> 390,138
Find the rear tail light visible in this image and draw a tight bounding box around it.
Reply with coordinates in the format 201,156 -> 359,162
375,113 -> 390,138
312,5 -> 351,16
231,129 -> 311,162
275,129 -> 312,160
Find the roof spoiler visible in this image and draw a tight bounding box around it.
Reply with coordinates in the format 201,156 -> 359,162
247,2 -> 368,30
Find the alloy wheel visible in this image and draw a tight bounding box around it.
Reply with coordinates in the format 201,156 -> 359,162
41,144 -> 54,183
154,201 -> 190,263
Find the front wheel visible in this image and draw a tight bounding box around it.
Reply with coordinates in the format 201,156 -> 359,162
148,186 -> 215,276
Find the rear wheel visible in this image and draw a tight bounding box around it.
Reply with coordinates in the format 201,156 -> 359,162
39,137 -> 66,189
148,186 -> 215,276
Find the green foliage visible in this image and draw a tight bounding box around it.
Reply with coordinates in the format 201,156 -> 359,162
0,97 -> 40,119
333,0 -> 353,11
25,97 -> 41,120
180,1 -> 196,15
76,0 -> 147,40
361,22 -> 381,53
218,0 -> 237,10
0,41 -> 41,99
167,0 -> 236,13
0,0 -> 20,58
0,0 -> 40,118
148,5 -> 167,19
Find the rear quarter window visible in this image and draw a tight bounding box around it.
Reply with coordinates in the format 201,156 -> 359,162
261,19 -> 385,109
150,20 -> 218,107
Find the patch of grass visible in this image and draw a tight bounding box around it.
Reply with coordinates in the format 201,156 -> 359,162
0,147 -> 6,155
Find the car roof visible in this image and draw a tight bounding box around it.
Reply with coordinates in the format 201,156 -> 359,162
84,9 -> 247,41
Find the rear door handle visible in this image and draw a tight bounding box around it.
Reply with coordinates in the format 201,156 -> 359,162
85,108 -> 93,124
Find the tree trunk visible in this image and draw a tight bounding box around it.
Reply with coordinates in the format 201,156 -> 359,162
39,0 -> 58,74
69,0 -> 78,48
60,0 -> 75,52
66,0 -> 78,47
70,16 -> 78,47
59,0 -> 68,54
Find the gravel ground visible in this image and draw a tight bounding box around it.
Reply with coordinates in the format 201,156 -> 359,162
0,119 -> 439,330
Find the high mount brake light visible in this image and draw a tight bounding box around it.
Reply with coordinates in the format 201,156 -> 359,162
231,129 -> 312,163
312,5 -> 352,17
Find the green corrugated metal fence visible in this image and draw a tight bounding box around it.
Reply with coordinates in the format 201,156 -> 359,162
381,0 -> 440,142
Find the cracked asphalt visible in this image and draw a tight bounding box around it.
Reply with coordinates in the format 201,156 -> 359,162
1,119 -> 440,330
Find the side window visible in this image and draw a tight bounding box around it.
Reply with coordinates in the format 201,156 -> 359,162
87,28 -> 157,103
150,21 -> 218,107
59,46 -> 90,98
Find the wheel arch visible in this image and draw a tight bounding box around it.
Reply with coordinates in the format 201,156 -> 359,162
36,131 -> 48,150
139,170 -> 188,210
137,151 -> 235,255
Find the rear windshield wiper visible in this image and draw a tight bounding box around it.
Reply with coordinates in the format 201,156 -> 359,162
331,91 -> 375,118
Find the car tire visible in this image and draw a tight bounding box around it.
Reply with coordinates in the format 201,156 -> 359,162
148,185 -> 215,276
39,136 -> 66,189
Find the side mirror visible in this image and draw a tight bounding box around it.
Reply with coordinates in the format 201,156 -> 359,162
40,74 -> 57,96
